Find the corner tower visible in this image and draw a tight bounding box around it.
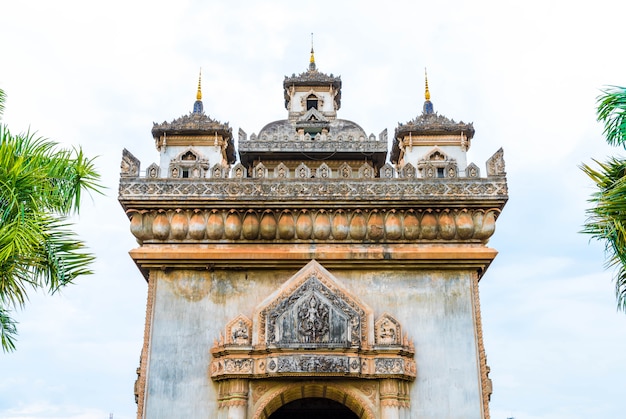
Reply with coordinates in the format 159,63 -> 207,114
119,52 -> 507,419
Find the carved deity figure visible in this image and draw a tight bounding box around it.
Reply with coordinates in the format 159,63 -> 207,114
232,320 -> 249,345
378,319 -> 397,345
297,295 -> 329,343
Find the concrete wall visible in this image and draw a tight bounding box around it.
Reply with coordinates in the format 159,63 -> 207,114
143,264 -> 482,418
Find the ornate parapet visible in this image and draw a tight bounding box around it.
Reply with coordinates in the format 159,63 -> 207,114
239,137 -> 387,153
119,177 -> 507,206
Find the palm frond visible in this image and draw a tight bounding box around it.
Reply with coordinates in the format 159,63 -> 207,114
581,157 -> 626,310
0,118 -> 102,351
0,88 -> 5,120
597,86 -> 626,148
0,305 -> 17,352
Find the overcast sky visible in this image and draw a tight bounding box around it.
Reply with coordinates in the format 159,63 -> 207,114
1,1 -> 625,418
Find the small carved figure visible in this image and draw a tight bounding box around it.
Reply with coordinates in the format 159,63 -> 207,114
232,320 -> 249,345
378,319 -> 397,344
172,167 -> 179,178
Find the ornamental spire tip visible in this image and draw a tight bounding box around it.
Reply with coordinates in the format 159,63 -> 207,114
309,33 -> 316,71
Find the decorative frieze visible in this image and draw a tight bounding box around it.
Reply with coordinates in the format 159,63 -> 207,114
210,353 -> 416,381
119,178 -> 508,202
126,207 -> 500,243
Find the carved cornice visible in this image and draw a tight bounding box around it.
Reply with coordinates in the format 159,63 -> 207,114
395,113 -> 475,139
152,112 -> 230,137
118,178 -> 508,209
125,208 -> 502,244
238,138 -> 386,153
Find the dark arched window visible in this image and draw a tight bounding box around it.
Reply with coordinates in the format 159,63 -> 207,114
306,94 -> 318,110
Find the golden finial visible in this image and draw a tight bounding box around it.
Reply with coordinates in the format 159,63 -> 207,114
196,69 -> 202,101
424,68 -> 431,101
309,33 -> 316,71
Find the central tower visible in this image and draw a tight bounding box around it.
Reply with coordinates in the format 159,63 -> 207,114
119,51 -> 507,419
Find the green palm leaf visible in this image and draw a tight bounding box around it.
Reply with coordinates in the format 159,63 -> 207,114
0,89 -> 102,351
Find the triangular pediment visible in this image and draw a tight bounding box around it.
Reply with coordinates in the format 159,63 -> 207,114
254,260 -> 372,349
298,107 -> 328,123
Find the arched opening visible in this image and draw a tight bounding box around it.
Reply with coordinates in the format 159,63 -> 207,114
306,94 -> 318,110
268,397 -> 359,419
253,382 -> 373,419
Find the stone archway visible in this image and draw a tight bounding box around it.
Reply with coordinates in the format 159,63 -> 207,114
252,382 -> 375,419
269,397 -> 358,419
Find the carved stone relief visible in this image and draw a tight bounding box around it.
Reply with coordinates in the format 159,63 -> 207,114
226,315 -> 252,346
210,261 -> 416,382
253,162 -> 268,179
120,149 -> 140,177
145,163 -> 160,178
486,147 -> 506,177
262,274 -> 363,348
375,313 -> 401,346
231,162 -> 247,179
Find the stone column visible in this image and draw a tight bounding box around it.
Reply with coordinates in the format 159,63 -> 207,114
380,379 -> 401,419
218,379 -> 248,419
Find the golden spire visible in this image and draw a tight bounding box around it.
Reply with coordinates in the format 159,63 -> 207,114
309,33 -> 316,71
424,68 -> 431,101
196,69 -> 202,101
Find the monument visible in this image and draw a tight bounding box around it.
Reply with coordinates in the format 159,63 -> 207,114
119,48 -> 507,418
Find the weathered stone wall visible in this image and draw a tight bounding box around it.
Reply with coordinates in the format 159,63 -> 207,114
143,265 -> 481,418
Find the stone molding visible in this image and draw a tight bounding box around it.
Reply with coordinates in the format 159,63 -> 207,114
119,178 -> 508,204
239,137 -> 387,153
126,208 -> 501,244
472,271 -> 492,419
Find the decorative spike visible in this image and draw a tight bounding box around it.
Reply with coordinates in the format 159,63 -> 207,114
192,68 -> 204,114
309,33 -> 316,71
425,68 -> 430,101
196,69 -> 202,101
423,68 -> 434,115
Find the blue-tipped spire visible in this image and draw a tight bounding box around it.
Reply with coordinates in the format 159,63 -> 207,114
423,68 -> 434,115
309,33 -> 316,71
193,69 -> 204,114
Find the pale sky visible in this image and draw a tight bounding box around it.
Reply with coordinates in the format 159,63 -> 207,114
1,1 -> 625,418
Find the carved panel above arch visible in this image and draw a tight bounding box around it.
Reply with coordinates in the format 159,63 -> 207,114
256,260 -> 370,349
210,260 -> 416,382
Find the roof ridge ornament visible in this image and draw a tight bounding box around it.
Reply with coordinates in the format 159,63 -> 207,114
423,68 -> 434,115
193,68 -> 204,114
309,32 -> 316,71
196,69 -> 202,100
